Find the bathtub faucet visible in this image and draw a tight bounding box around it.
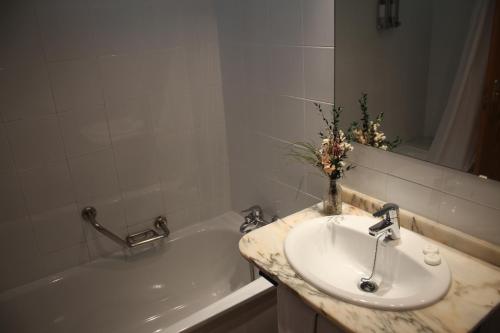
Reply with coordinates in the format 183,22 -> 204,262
240,205 -> 278,234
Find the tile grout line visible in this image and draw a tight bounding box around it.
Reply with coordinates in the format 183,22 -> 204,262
38,0 -> 92,266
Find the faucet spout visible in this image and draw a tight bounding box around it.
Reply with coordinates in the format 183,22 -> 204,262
369,203 -> 401,240
368,218 -> 393,236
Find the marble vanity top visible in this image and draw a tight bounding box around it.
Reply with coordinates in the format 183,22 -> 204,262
239,202 -> 500,333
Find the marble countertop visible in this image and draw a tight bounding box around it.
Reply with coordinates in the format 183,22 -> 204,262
239,203 -> 500,333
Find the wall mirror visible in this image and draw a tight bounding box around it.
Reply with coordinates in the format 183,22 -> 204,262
335,0 -> 500,182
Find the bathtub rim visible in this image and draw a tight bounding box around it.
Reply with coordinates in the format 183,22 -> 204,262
163,276 -> 274,333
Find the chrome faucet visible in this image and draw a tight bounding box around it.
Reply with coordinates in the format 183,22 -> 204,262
369,203 -> 400,240
240,205 -> 278,234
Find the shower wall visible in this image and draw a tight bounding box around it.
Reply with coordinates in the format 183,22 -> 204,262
0,0 -> 229,291
216,0 -> 335,217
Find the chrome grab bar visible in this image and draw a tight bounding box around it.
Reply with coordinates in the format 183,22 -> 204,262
81,206 -> 170,248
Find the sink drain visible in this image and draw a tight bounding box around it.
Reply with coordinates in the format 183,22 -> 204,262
359,280 -> 378,293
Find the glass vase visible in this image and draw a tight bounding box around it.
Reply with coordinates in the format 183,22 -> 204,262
323,178 -> 342,215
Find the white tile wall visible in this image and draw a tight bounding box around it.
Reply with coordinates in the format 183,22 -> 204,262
217,0 -> 500,248
99,54 -> 146,101
91,0 -> 157,56
36,0 -> 97,61
48,58 -> 104,111
68,149 -> 120,202
440,169 -> 500,210
0,64 -> 55,121
106,97 -> 152,138
304,47 -> 334,103
342,165 -> 388,202
244,45 -> 271,94
439,194 -> 500,242
0,0 -> 230,292
248,92 -> 273,136
242,0 -> 270,44
59,107 -> 111,156
150,0 -> 183,49
6,115 -> 66,170
0,218 -> 42,289
0,170 -> 27,222
0,125 -> 14,170
122,184 -> 164,227
271,46 -> 304,97
218,0 -> 335,218
0,2 -> 45,67
271,96 -> 305,143
269,0 -> 303,45
113,132 -> 160,191
19,163 -> 75,214
31,204 -> 86,254
302,0 -> 335,46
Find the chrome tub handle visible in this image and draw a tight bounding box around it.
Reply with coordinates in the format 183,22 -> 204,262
81,206 -> 170,248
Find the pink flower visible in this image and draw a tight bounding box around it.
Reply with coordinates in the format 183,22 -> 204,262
323,164 -> 335,175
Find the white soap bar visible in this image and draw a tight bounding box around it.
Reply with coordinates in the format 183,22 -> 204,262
422,244 -> 439,255
424,253 -> 441,266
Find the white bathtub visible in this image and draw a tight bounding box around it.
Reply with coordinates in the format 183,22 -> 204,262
0,212 -> 273,333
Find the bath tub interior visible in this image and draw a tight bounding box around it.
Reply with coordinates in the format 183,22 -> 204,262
0,212 -> 271,333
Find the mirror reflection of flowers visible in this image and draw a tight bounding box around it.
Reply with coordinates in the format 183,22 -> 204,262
290,103 -> 354,180
347,93 -> 401,151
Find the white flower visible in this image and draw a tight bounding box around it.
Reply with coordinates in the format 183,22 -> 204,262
374,132 -> 385,143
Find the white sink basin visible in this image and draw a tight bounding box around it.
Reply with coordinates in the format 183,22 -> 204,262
284,215 -> 451,310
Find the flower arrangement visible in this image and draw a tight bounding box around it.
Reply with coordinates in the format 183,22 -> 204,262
290,103 -> 353,215
347,93 -> 401,151
290,103 -> 354,180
